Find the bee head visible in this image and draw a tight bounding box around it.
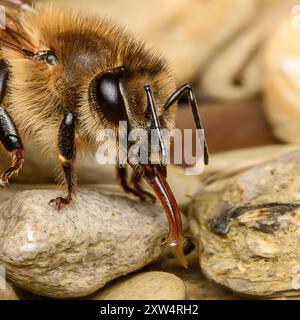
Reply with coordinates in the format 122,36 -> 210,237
88,65 -> 177,169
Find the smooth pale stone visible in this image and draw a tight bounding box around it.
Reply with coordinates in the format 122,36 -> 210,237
204,144 -> 300,174
167,166 -> 201,211
0,281 -> 19,300
263,2 -> 300,143
92,272 -> 186,300
200,0 -> 293,100
150,252 -> 239,300
196,144 -> 300,191
0,187 -> 170,298
189,149 -> 300,297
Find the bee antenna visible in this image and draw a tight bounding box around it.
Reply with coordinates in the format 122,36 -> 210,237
144,84 -> 168,165
164,84 -> 209,165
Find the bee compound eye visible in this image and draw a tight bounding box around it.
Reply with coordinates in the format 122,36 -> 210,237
36,51 -> 57,66
96,73 -> 122,109
45,53 -> 58,66
90,72 -> 127,124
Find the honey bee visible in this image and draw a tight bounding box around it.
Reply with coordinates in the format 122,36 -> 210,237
0,0 -> 208,267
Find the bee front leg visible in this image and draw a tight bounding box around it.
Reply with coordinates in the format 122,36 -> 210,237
116,165 -> 145,200
130,171 -> 156,203
0,106 -> 24,187
49,112 -> 77,211
116,165 -> 155,202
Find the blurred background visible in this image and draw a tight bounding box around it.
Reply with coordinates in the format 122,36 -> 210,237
48,0 -> 300,156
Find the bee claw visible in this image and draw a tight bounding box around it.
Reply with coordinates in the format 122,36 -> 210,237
147,194 -> 157,204
48,197 -> 70,211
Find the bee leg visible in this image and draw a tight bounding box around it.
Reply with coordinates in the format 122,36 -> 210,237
49,112 -> 77,211
130,171 -> 156,203
116,165 -> 153,202
0,106 -> 24,187
117,165 -> 145,200
164,83 -> 209,165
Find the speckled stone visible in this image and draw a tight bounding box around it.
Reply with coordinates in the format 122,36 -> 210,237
92,271 -> 186,300
189,149 -> 300,297
0,188 -> 170,298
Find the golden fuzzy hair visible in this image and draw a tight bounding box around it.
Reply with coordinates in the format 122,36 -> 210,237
0,3 -> 177,159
